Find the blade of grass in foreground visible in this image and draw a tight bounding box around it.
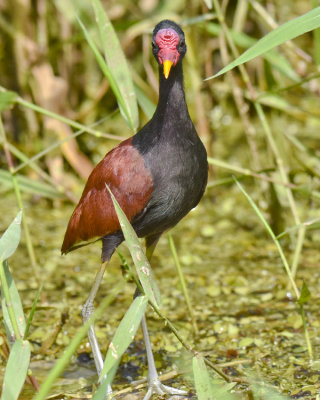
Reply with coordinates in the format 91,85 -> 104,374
106,184 -> 161,307
0,210 -> 22,261
32,282 -> 123,400
207,6 -> 320,79
192,356 -> 239,400
0,211 -> 26,341
247,372 -> 290,400
193,356 -> 213,399
193,356 -> 238,400
0,211 -> 30,400
1,339 -> 31,400
99,295 -> 148,382
1,261 -> 26,342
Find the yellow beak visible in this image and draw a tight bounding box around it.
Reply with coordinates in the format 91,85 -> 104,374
163,60 -> 173,79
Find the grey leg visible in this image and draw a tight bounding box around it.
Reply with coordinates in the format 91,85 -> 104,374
141,315 -> 186,400
137,235 -> 186,398
82,261 -> 111,396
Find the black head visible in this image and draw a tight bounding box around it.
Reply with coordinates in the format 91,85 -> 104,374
152,20 -> 187,79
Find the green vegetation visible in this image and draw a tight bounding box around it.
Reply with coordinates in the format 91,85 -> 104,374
1,0 -> 320,399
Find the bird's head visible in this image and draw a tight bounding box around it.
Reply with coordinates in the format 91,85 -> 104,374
152,20 -> 186,79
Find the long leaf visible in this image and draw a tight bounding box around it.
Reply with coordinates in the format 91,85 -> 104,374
99,295 -> 148,382
1,339 -> 31,400
24,282 -> 43,339
92,0 -> 138,131
92,375 -> 115,400
0,169 -> 63,199
205,22 -> 299,82
234,178 -> 299,298
106,184 -> 161,307
135,85 -> 156,119
77,17 -> 123,108
192,356 -> 213,400
248,372 -> 290,400
193,356 -> 239,400
1,260 -> 26,341
33,283 -> 123,400
0,210 -> 22,261
207,6 -> 320,79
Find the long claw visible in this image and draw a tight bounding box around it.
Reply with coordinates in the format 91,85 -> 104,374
143,379 -> 187,400
140,314 -> 187,399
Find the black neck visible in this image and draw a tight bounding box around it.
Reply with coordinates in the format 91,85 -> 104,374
152,61 -> 190,126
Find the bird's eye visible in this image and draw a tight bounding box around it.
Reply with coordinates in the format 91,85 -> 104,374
152,42 -> 156,49
179,40 -> 185,48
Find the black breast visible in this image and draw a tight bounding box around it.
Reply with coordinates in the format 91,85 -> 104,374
132,119 -> 208,238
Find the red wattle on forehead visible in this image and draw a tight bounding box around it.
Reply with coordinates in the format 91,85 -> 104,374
155,28 -> 180,66
155,28 -> 180,49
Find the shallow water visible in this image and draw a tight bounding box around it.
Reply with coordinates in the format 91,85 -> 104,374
1,186 -> 320,399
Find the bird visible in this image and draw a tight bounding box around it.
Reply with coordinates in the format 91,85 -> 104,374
62,19 -> 208,399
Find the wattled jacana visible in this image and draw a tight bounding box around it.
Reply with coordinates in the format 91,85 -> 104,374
62,20 -> 208,399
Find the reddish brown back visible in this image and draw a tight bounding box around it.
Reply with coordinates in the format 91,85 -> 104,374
61,138 -> 153,253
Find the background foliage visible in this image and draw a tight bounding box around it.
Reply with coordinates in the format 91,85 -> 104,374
1,0 -> 320,399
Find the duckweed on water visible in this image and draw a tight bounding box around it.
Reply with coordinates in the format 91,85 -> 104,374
1,185 -> 320,399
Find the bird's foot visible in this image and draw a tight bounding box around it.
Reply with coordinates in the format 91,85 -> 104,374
143,378 -> 187,400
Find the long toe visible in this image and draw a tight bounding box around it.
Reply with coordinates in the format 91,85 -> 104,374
142,379 -> 187,400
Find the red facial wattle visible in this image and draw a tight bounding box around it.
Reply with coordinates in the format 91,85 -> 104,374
155,28 -> 180,78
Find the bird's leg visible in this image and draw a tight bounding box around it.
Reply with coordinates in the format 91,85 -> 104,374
137,234 -> 186,399
141,315 -> 187,400
82,261 -> 111,395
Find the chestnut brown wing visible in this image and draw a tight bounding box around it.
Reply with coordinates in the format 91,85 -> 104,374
61,138 -> 153,254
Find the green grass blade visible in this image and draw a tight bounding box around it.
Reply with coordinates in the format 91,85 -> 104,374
205,22 -> 299,81
168,233 -> 198,335
1,339 -> 31,400
1,260 -> 26,341
234,178 -> 299,299
235,176 -> 314,361
193,356 -> 238,400
106,184 -> 161,307
77,17 -> 124,109
247,372 -> 290,399
192,356 -> 213,399
0,210 -> 22,261
24,282 -> 44,339
135,85 -> 156,119
32,282 -> 123,400
207,6 -> 320,79
92,375 -> 116,400
92,0 -> 138,131
276,218 -> 320,239
251,385 -> 289,400
0,211 -> 24,343
297,282 -> 311,305
0,90 -> 17,111
312,0 -> 320,64
0,169 -> 64,200
99,295 -> 148,382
